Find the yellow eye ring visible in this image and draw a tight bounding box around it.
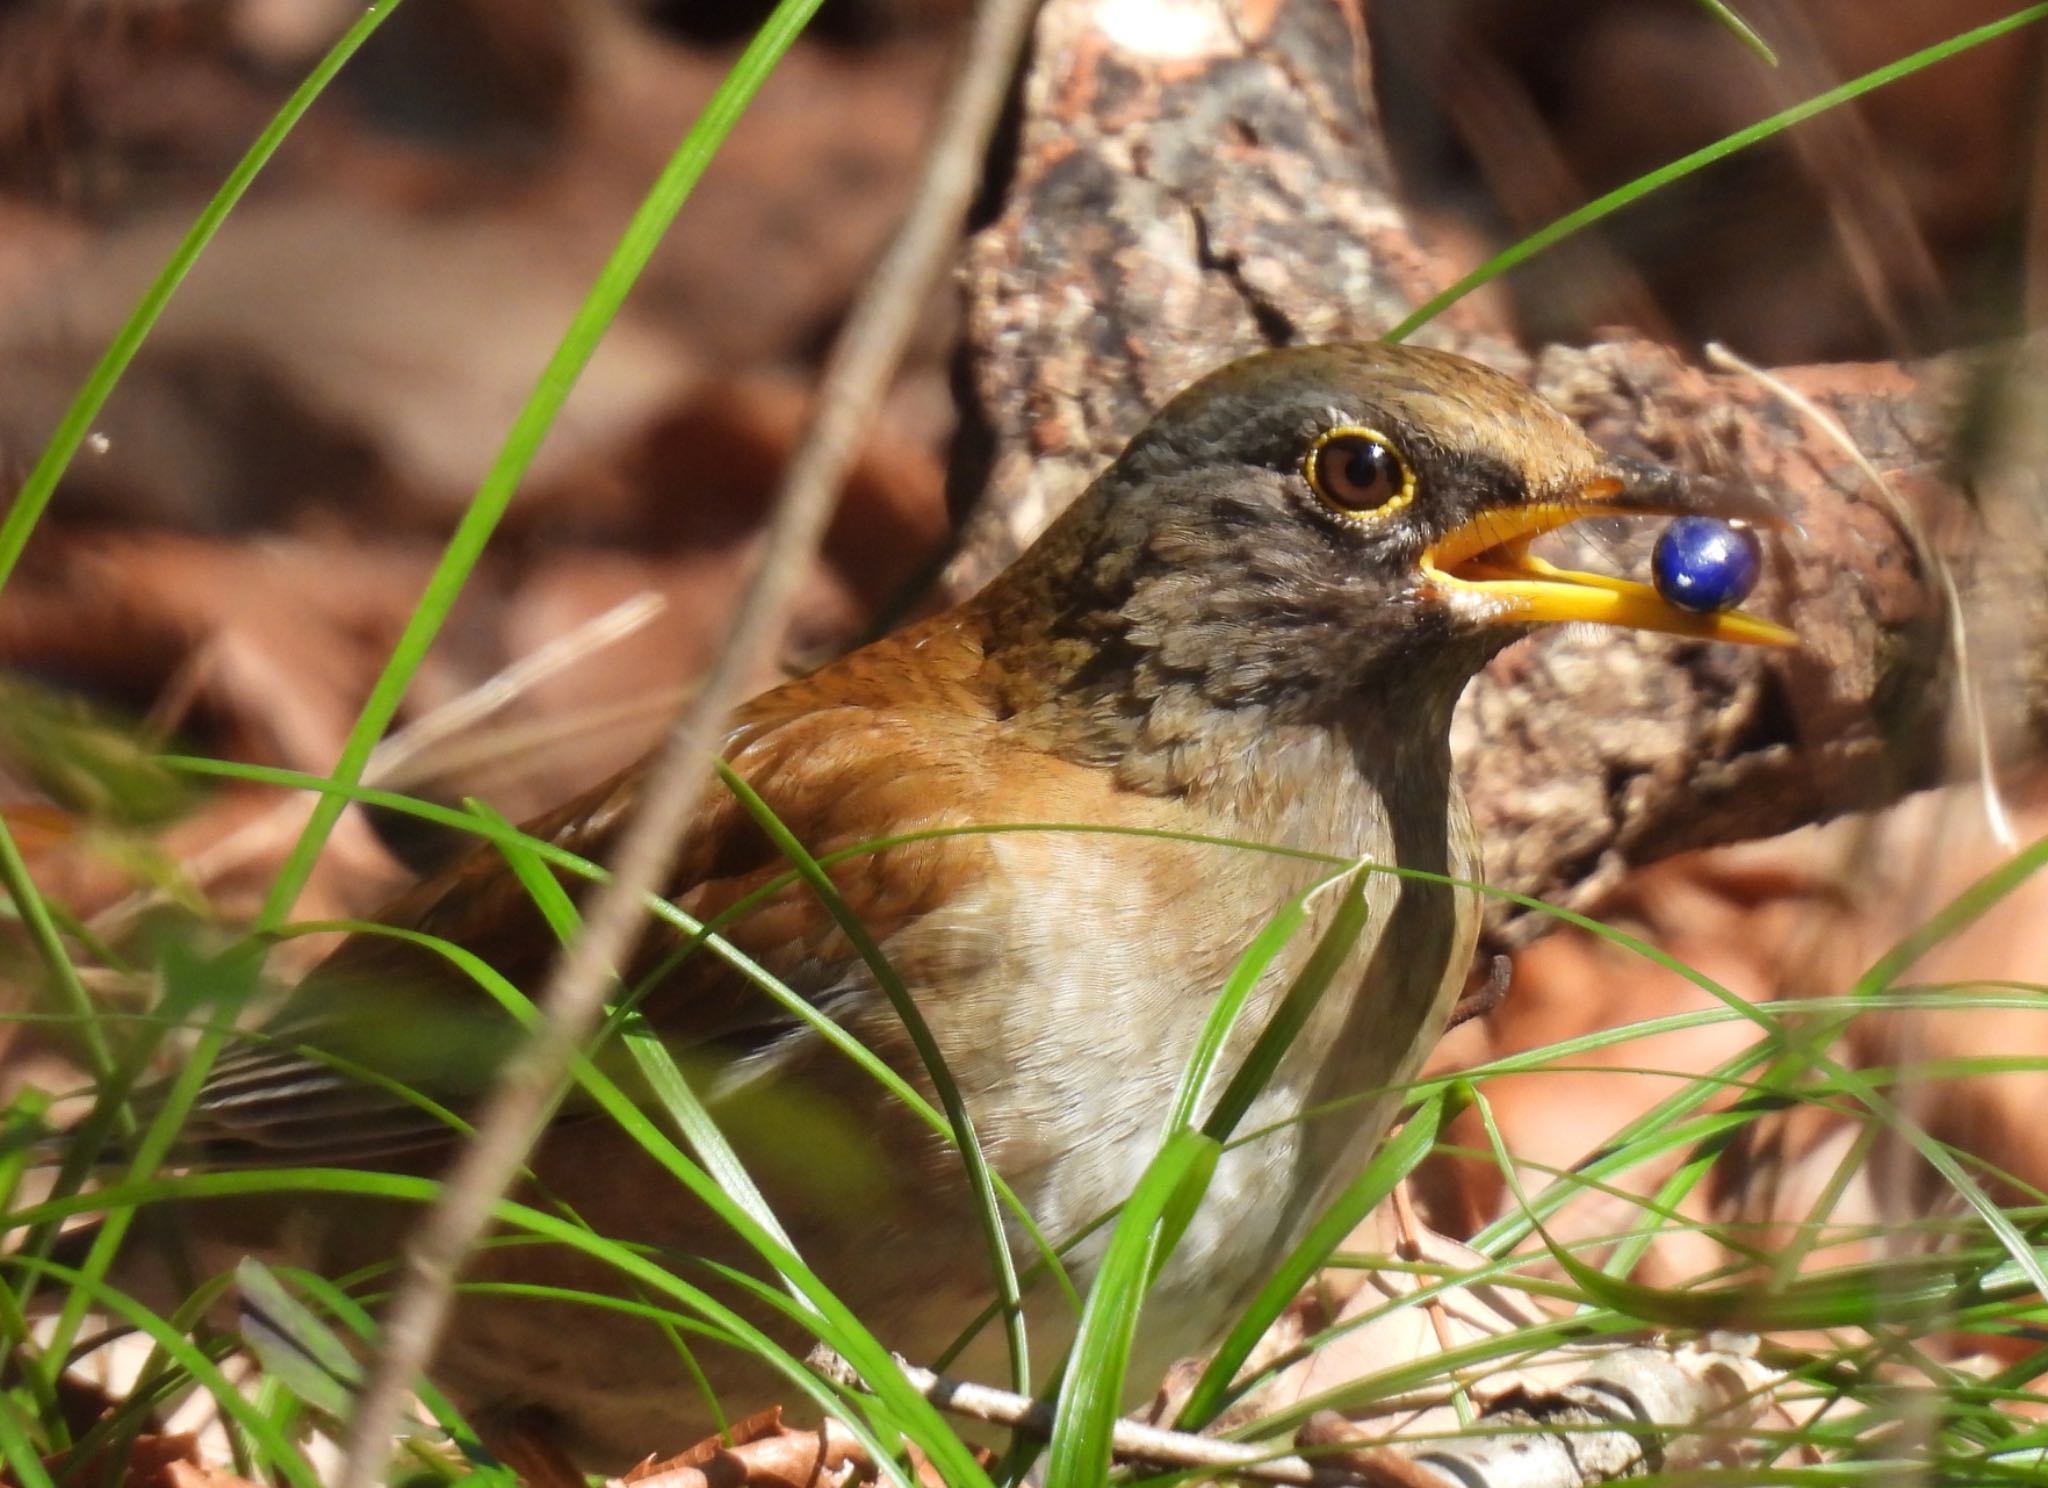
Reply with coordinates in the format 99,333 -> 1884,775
1304,426 -> 1416,522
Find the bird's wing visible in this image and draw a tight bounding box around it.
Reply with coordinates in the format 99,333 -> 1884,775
188,676 -> 1015,1167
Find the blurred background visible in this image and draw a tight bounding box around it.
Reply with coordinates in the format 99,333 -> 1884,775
1,0 -> 2045,1368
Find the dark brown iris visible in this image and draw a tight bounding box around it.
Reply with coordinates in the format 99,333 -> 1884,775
1308,430 -> 1412,517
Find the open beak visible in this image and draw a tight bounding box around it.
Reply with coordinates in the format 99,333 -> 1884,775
1420,460 -> 1798,647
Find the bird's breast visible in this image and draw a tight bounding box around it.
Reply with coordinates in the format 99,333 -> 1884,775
909,731 -> 1479,1360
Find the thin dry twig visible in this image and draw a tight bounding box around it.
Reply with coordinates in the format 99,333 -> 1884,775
1388,1184 -> 1468,1400
332,0 -> 1044,1480
809,1351 -> 1356,1486
366,683 -> 692,789
368,590 -> 667,790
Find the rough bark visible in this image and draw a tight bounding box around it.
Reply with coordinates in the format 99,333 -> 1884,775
949,0 -> 2048,948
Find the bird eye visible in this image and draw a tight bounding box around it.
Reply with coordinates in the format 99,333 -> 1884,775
1304,427 -> 1416,521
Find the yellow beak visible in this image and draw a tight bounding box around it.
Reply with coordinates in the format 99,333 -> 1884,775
1420,466 -> 1797,647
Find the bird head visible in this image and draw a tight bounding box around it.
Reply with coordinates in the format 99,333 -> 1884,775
994,342 -> 1793,740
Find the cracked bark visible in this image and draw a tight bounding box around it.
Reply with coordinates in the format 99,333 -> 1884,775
948,0 -> 2048,949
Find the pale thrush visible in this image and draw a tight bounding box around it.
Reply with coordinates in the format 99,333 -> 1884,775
124,342 -> 1791,1466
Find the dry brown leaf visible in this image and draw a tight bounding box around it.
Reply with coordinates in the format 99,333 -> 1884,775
610,1409 -> 871,1488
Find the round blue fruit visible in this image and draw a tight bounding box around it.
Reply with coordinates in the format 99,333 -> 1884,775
1652,516 -> 1762,614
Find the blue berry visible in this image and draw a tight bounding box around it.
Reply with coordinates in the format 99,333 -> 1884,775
1652,516 -> 1762,614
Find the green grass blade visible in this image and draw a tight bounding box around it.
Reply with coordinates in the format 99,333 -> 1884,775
713,761 -> 1029,1396
7,1170 -> 960,1488
6,1257 -> 323,1488
1162,871 -> 1346,1135
50,1272 -> 242,1480
1203,873 -> 1370,1142
1464,1052 -> 1775,1255
258,0 -> 827,928
1047,1129 -> 1220,1488
1594,1124 -> 1739,1284
269,1267 -> 496,1462
0,0 -> 406,603
320,922 -> 982,1483
0,819 -> 113,1084
167,756 -> 1351,873
38,943 -> 262,1398
469,784 -> 811,1415
0,1094 -> 60,1432
1379,878 -> 2048,1304
1549,1230 -> 1980,1332
1384,3 -> 2048,341
0,1390 -> 56,1488
1854,832 -> 2048,997
1174,1086 -> 1458,1429
466,799 -> 802,1259
237,1259 -> 364,1422
308,922 -> 787,1257
1474,1089 -> 1989,1336
1759,1120 -> 1883,1291
165,757 -> 1074,1304
1695,0 -> 1779,63
0,811 -> 139,1384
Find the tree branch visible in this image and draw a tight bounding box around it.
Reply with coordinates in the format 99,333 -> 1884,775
949,0 -> 2047,948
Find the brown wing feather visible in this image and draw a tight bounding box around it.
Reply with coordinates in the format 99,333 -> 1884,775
188,611 -> 1011,1165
